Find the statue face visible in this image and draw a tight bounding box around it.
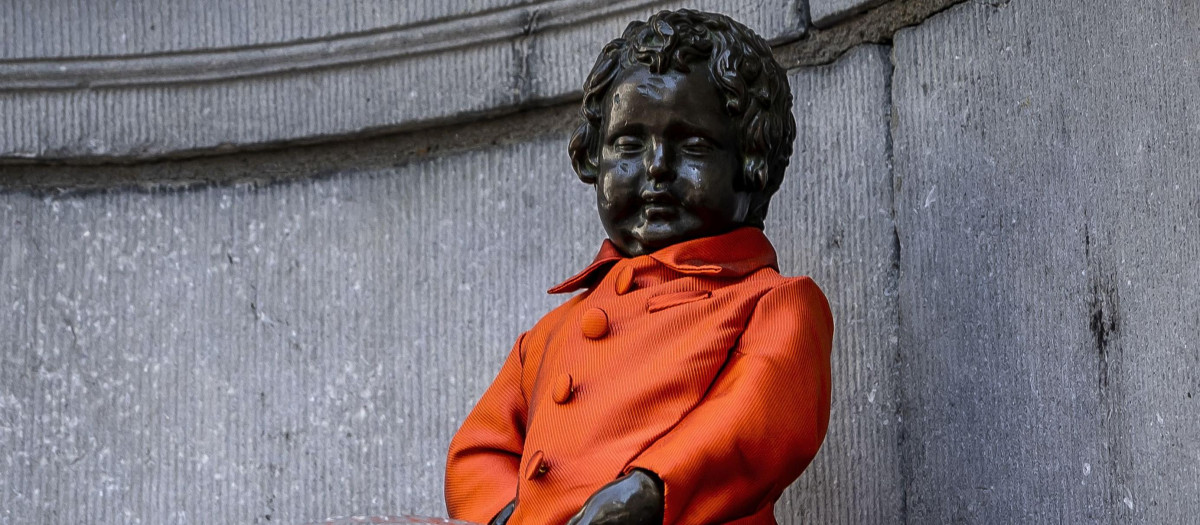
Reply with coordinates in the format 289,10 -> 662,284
595,66 -> 751,256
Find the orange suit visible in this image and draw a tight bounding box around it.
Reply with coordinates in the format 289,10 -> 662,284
445,227 -> 834,524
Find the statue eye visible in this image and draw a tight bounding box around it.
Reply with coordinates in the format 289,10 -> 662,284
613,136 -> 644,153
680,137 -> 715,156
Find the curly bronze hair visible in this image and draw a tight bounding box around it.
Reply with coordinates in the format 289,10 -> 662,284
568,9 -> 796,227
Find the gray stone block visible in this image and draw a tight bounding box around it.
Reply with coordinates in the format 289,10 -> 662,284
770,45 -> 903,524
1,43 -> 519,158
0,0 -> 532,59
892,0 -> 1200,521
0,137 -> 603,523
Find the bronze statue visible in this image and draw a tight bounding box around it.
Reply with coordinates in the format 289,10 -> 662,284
446,9 -> 833,525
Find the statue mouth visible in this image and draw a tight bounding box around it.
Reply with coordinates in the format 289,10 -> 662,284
639,187 -> 679,219
642,204 -> 676,219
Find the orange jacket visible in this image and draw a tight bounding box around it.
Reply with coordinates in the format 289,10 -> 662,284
445,228 -> 834,525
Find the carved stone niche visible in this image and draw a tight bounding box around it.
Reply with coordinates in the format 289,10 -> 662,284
0,0 -> 803,163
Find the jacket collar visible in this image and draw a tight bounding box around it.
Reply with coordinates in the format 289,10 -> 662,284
547,227 -> 779,294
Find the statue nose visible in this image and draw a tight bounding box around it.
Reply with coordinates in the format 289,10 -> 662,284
646,143 -> 673,181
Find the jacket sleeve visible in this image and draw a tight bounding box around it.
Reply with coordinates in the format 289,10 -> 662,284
445,333 -> 529,523
625,277 -> 834,524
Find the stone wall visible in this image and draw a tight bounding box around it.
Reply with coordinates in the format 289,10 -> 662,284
2,0 -> 1197,523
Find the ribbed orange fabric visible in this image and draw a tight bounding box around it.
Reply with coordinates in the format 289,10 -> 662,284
445,228 -> 834,525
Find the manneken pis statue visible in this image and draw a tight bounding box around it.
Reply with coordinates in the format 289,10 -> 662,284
445,9 -> 834,525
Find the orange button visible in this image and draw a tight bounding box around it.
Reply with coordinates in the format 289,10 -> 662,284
524,450 -> 549,480
553,374 -> 574,404
614,266 -> 635,295
580,307 -> 609,339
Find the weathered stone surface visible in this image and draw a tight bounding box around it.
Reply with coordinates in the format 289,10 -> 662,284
892,0 -> 1200,522
769,45 -> 902,524
0,137 -> 603,523
809,0 -> 888,27
1,43 -> 517,158
0,0 -> 802,161
0,0 -> 532,59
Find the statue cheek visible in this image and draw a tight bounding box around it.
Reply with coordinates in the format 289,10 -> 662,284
596,175 -> 627,212
612,159 -> 642,179
599,162 -> 640,198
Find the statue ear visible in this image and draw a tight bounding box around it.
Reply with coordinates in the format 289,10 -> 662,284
742,156 -> 769,192
569,122 -> 599,184
742,156 -> 779,227
574,162 -> 599,185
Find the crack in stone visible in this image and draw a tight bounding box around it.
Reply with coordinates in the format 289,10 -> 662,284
1083,220 -> 1135,519
880,42 -> 910,525
775,0 -> 970,69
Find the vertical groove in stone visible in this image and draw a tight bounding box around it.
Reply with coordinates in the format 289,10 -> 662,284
770,44 -> 900,524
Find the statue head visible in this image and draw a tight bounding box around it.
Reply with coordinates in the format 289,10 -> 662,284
568,9 -> 796,256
